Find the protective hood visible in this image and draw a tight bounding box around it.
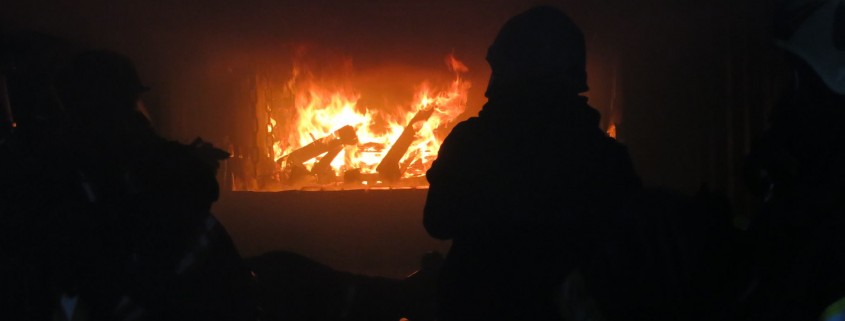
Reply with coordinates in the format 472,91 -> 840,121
485,6 -> 588,98
776,0 -> 845,94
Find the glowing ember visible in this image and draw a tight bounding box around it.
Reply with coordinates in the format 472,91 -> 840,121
263,54 -> 470,189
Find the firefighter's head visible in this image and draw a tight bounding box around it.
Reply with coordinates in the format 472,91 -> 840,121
485,6 -> 587,98
55,50 -> 149,122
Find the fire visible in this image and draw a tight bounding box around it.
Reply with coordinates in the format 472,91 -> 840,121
606,123 -> 617,139
266,54 -> 470,189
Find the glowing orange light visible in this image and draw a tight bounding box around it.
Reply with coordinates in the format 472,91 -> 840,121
267,54 -> 471,186
607,123 -> 617,139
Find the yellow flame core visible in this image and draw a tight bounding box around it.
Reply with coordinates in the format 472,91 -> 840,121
269,54 -> 470,181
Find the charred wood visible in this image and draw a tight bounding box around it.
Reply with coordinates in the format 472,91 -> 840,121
377,108 -> 434,182
282,125 -> 358,165
314,145 -> 343,184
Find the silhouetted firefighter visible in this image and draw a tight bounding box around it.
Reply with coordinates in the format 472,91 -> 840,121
0,30 -> 81,321
423,6 -> 640,321
739,1 -> 845,320
1,45 -> 257,321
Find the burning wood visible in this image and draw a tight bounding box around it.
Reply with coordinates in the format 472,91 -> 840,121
377,107 -> 434,182
282,125 -> 358,165
313,145 -> 343,183
280,125 -> 357,185
234,53 -> 471,191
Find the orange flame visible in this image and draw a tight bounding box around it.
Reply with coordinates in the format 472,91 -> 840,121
606,123 -> 617,139
268,54 -> 470,186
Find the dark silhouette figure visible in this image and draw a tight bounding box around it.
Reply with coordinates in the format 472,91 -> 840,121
423,6 -> 641,321
245,250 -> 442,321
582,186 -> 738,321
0,30 -> 83,321
2,47 -> 256,320
739,1 -> 845,320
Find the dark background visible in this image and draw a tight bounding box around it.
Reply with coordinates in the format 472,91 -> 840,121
2,0 -> 787,275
